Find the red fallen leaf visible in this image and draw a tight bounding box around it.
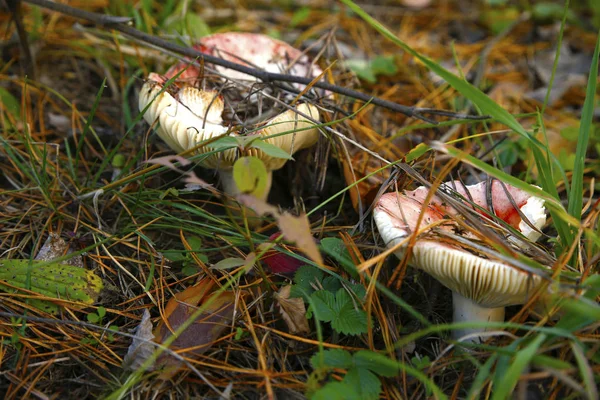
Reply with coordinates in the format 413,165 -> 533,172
154,279 -> 237,379
260,233 -> 307,275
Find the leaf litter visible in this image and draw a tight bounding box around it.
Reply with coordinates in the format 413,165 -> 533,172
0,1 -> 599,399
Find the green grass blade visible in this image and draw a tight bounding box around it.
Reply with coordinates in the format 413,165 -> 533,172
567,31 -> 600,222
491,334 -> 546,400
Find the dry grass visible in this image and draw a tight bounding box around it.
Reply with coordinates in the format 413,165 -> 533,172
1,1 -> 599,399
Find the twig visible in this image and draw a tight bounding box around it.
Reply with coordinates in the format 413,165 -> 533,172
22,0 -> 491,124
4,0 -> 36,79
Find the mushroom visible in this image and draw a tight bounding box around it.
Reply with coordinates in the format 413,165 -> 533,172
138,73 -> 320,203
374,180 -> 548,342
163,32 -> 324,94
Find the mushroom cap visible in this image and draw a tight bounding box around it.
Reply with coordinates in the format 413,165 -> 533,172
164,32 -> 323,89
243,103 -> 320,170
374,180 -> 547,308
139,73 -> 231,168
139,74 -> 320,170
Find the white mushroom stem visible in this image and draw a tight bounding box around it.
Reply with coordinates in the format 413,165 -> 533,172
218,169 -> 273,201
452,291 -> 505,343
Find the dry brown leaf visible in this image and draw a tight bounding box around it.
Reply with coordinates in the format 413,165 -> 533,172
237,194 -> 323,265
35,233 -> 83,267
277,213 -> 323,265
154,279 -> 238,379
274,285 -> 309,334
122,309 -> 155,371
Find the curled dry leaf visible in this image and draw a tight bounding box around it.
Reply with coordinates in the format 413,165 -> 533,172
237,194 -> 323,266
275,285 -> 310,334
122,309 -> 155,371
153,278 -> 238,379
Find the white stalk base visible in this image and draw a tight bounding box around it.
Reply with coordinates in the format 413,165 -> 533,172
452,291 -> 505,343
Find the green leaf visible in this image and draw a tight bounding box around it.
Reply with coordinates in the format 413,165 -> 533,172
213,257 -> 246,270
310,349 -> 353,369
311,381 -> 358,400
292,265 -> 324,296
97,306 -> 106,318
405,143 -> 430,162
556,275 -> 600,332
233,156 -> 270,198
186,235 -> 203,250
250,140 -> 294,160
181,265 -> 200,276
353,350 -> 400,377
310,290 -> 337,322
332,301 -> 368,335
0,259 -> 104,315
0,87 -> 21,119
568,31 -> 600,224
210,136 -> 239,150
343,367 -> 381,400
87,313 -> 100,323
161,250 -> 186,262
322,276 -> 342,292
347,55 -> 398,83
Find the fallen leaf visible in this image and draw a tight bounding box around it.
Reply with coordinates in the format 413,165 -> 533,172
237,195 -> 323,265
122,309 -> 155,371
154,279 -> 238,379
35,233 -> 83,267
274,285 -> 310,334
0,259 -> 103,314
278,213 -> 323,266
259,233 -> 307,275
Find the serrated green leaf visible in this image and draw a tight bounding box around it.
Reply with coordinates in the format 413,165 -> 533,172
311,381 -> 358,400
343,367 -> 381,400
293,265 -> 324,295
322,276 -> 342,292
310,290 -> 337,322
310,349 -> 353,369
250,140 -> 294,160
332,301 -> 368,335
347,283 -> 367,301
353,351 -> 400,377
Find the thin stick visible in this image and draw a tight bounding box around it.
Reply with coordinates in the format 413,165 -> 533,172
23,0 -> 490,124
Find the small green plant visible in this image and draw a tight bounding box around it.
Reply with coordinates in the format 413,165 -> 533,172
290,264 -> 368,336
86,306 -> 106,324
346,55 -> 398,83
161,235 -> 209,276
307,349 -> 401,400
